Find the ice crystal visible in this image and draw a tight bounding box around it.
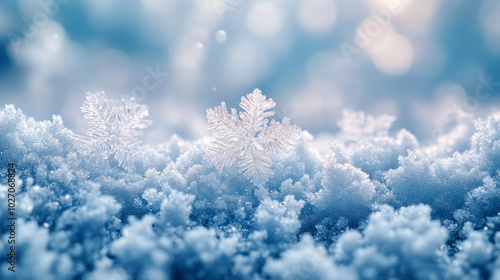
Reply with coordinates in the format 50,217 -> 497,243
75,91 -> 152,171
203,88 -> 301,185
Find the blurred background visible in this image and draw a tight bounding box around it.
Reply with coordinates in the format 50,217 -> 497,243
0,0 -> 499,145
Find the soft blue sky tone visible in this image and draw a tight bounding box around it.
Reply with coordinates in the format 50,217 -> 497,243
0,0 -> 499,144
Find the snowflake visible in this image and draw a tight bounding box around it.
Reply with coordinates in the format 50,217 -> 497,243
203,89 -> 302,185
75,91 -> 152,171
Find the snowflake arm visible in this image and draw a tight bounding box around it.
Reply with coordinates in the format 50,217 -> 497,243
204,137 -> 245,172
239,89 -> 276,137
206,101 -> 244,139
81,91 -> 115,141
117,97 -> 152,139
258,118 -> 302,155
204,101 -> 247,171
238,144 -> 273,186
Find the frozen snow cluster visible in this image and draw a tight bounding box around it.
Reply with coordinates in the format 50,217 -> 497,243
1,90 -> 500,280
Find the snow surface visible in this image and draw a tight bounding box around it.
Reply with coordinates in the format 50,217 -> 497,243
1,100 -> 500,279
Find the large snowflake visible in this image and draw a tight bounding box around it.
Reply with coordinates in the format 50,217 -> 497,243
203,89 -> 302,185
75,91 -> 152,171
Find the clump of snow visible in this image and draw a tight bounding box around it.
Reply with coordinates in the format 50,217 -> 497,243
334,204 -> 448,279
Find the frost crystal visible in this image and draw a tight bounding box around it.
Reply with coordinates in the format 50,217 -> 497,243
203,88 -> 301,185
75,91 -> 152,171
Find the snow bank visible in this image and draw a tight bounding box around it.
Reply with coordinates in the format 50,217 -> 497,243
1,103 -> 500,279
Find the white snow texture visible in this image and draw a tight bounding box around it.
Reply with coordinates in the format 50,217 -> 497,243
0,89 -> 499,280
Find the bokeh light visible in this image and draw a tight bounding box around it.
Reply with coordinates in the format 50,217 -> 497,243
0,0 -> 498,144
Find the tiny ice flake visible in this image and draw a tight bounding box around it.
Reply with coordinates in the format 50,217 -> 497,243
75,91 -> 152,171
203,88 -> 301,185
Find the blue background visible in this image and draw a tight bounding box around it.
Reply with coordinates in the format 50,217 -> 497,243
0,0 -> 499,143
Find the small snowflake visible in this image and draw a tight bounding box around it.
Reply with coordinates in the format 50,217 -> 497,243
203,88 -> 301,185
75,91 -> 152,171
